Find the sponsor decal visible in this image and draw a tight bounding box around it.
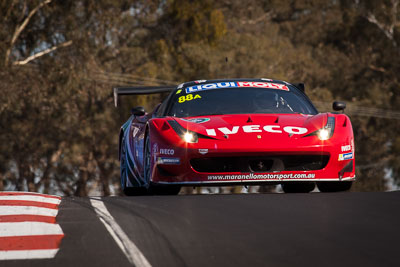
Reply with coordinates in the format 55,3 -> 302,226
341,145 -> 351,152
157,157 -> 180,165
338,152 -> 353,161
185,81 -> 289,93
159,148 -> 174,155
206,125 -> 308,136
178,94 -> 202,103
187,82 -> 235,93
176,89 -> 182,94
237,81 -> 289,90
182,118 -> 210,124
208,173 -> 316,180
198,149 -> 208,155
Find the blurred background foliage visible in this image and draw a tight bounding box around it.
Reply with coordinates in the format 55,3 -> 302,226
0,0 -> 399,195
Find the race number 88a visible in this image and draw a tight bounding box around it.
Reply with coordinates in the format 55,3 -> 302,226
178,94 -> 201,103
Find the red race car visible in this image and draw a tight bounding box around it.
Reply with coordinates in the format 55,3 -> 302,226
114,79 -> 355,195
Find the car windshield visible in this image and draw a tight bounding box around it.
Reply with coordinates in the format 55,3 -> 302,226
167,85 -> 318,117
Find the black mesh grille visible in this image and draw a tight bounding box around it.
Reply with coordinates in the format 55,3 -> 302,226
190,155 -> 330,173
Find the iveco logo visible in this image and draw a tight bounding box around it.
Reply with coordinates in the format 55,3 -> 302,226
160,148 -> 174,155
205,125 -> 308,136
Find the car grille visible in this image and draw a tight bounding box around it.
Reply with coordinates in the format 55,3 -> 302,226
190,155 -> 330,173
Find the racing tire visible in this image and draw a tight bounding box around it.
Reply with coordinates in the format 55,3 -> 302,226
317,181 -> 352,192
120,138 -> 129,194
120,137 -> 147,196
143,133 -> 152,187
149,184 -> 181,195
123,187 -> 148,196
144,134 -> 181,195
281,182 -> 315,193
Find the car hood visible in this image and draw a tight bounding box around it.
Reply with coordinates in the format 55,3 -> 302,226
172,113 -> 328,141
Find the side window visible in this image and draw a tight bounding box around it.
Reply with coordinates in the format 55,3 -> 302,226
155,102 -> 165,117
289,87 -> 318,114
157,90 -> 176,117
152,103 -> 162,117
156,97 -> 171,117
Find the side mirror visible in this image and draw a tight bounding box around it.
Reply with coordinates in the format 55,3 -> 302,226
131,106 -> 145,116
333,101 -> 346,111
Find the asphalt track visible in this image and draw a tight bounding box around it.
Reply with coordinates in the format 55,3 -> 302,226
2,191 -> 400,267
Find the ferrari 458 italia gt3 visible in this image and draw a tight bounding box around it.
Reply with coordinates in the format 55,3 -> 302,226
114,78 -> 355,195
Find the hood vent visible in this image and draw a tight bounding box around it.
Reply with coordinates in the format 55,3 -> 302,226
190,155 -> 330,173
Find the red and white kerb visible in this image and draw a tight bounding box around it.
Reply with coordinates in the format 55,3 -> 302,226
0,192 -> 64,260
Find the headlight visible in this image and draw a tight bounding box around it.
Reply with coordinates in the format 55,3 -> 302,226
184,132 -> 197,143
304,117 -> 335,140
168,120 -> 199,143
317,117 -> 335,140
317,128 -> 330,140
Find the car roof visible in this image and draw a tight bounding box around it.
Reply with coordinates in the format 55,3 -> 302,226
157,78 -> 314,116
177,78 -> 289,90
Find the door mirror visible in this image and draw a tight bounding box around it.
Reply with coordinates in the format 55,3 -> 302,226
131,106 -> 145,116
332,101 -> 346,111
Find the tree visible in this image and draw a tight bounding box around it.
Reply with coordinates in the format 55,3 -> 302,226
0,0 -> 398,196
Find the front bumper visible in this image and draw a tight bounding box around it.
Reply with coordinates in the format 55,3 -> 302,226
151,147 -> 355,185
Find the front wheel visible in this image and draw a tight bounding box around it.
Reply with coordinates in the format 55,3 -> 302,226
120,137 -> 148,196
149,184 -> 181,195
143,133 -> 152,188
120,138 -> 130,195
317,181 -> 352,192
281,182 -> 315,193
144,134 -> 181,195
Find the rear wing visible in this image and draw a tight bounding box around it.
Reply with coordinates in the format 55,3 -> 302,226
113,85 -> 176,107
